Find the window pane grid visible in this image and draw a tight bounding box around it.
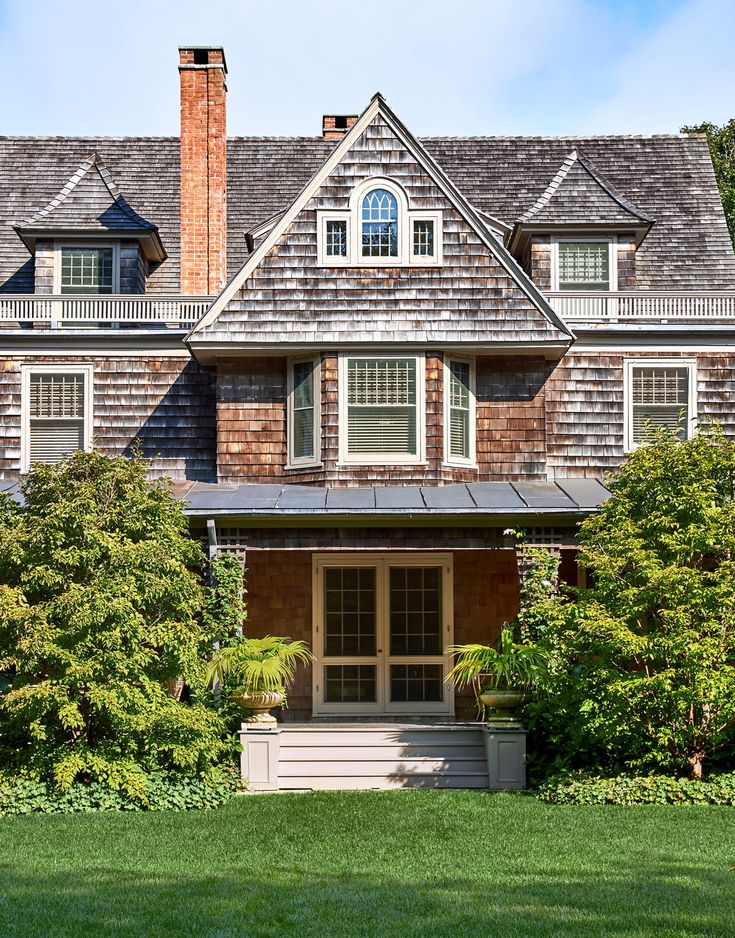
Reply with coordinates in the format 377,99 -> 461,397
558,241 -> 609,291
60,247 -> 113,294
448,361 -> 471,460
292,361 -> 315,461
412,220 -> 434,256
29,373 -> 85,418
390,664 -> 443,703
325,665 -> 376,703
361,189 -> 398,257
324,568 -> 376,657
346,359 -> 418,456
325,220 -> 347,257
389,567 -> 442,656
632,367 -> 690,443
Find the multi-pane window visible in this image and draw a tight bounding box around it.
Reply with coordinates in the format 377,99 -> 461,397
361,188 -> 398,257
629,364 -> 693,446
558,241 -> 610,291
289,359 -> 318,464
60,246 -> 114,294
412,219 -> 434,257
389,567 -> 442,656
324,568 -> 376,657
24,369 -> 91,470
447,360 -> 472,462
325,220 -> 347,257
345,357 -> 419,459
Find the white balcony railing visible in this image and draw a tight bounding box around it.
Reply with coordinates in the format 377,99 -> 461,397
0,294 -> 214,329
548,291 -> 735,323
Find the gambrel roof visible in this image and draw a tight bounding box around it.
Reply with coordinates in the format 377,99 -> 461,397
188,94 -> 573,351
0,127 -> 733,293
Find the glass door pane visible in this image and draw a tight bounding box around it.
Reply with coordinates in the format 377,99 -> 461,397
322,567 -> 377,704
389,567 -> 442,656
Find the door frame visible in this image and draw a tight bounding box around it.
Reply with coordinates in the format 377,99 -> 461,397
311,552 -> 455,717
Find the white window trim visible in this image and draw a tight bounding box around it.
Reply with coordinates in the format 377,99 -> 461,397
53,241 -> 121,294
443,356 -> 477,467
21,364 -> 94,473
623,357 -> 697,453
337,352 -> 426,466
317,177 -> 443,268
312,553 -> 454,716
550,235 -> 617,292
286,356 -> 321,469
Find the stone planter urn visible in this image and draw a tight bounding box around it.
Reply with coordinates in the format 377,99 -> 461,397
234,690 -> 284,728
480,688 -> 530,722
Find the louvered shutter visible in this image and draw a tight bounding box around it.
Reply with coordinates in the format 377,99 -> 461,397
631,367 -> 690,444
448,361 -> 471,460
347,358 -> 417,455
28,373 -> 86,465
291,361 -> 315,461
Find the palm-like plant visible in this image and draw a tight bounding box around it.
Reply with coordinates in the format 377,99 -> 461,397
446,626 -> 547,691
205,636 -> 313,694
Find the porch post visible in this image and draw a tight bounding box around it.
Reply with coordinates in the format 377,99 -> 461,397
483,723 -> 527,790
238,725 -> 281,791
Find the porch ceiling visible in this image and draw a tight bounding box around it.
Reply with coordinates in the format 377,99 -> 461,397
174,478 -> 609,521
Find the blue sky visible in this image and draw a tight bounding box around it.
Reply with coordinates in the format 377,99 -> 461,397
0,0 -> 731,137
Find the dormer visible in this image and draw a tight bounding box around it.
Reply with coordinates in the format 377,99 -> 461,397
508,150 -> 654,293
13,153 -> 165,296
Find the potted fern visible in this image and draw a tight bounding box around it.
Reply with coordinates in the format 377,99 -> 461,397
206,636 -> 312,727
447,626 -> 546,721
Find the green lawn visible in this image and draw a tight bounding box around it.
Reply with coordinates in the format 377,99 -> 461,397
0,791 -> 733,938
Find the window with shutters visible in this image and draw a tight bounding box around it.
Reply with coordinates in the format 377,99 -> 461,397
287,358 -> 320,467
444,358 -> 475,465
554,238 -> 615,291
624,358 -> 696,451
339,355 -> 425,464
21,366 -> 93,472
56,244 -> 119,293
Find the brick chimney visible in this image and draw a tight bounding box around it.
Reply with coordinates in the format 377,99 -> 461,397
179,46 -> 228,295
322,115 -> 358,139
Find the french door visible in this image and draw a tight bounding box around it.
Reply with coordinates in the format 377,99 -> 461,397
312,554 -> 454,716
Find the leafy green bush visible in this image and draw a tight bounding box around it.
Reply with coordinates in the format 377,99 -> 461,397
538,771 -> 735,806
0,450 -> 232,799
0,768 -> 237,816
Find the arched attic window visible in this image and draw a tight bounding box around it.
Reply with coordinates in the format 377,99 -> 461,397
361,188 -> 398,258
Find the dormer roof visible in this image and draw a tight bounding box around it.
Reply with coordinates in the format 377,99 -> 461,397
13,153 -> 166,261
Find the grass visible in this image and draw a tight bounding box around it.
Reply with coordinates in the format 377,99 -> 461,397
0,791 -> 733,937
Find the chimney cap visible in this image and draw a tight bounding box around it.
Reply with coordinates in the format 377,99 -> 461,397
178,46 -> 228,72
322,114 -> 359,138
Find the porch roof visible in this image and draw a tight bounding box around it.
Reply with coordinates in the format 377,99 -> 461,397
173,479 -> 609,520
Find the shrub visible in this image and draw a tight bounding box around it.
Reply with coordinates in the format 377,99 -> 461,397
0,768 -> 238,816
538,770 -> 735,806
0,450 -> 232,800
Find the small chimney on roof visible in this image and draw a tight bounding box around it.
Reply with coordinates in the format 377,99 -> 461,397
179,46 -> 228,295
322,115 -> 358,139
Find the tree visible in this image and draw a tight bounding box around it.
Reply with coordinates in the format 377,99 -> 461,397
682,119 -> 735,248
0,450 -> 229,800
531,424 -> 735,780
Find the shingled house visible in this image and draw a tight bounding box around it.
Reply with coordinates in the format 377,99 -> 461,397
2,46 -> 734,789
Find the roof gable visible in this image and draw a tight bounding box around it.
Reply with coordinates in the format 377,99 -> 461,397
188,95 -> 573,351
517,149 -> 654,227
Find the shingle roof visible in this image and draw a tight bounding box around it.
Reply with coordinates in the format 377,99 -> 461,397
516,149 -> 653,227
1,132 -> 733,294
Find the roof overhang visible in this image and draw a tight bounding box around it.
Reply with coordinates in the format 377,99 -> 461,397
13,226 -> 167,263
508,221 -> 654,257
